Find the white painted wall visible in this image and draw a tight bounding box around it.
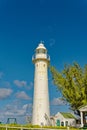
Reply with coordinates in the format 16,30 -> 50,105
52,112 -> 76,127
32,44 -> 50,126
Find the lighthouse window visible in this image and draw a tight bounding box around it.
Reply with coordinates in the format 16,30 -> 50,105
44,64 -> 45,67
36,50 -> 39,54
38,49 -> 46,54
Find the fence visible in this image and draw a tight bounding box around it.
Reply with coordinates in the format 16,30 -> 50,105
0,126 -> 70,130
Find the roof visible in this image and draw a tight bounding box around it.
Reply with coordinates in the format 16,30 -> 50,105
36,42 -> 46,50
79,105 -> 87,112
60,112 -> 76,119
79,104 -> 87,109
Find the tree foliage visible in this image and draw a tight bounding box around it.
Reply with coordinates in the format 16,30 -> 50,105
50,63 -> 87,112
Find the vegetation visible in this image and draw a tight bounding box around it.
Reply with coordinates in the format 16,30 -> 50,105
50,63 -> 87,114
0,124 -> 66,129
0,124 -> 80,129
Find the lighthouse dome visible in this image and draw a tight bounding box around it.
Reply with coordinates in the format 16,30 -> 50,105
36,42 -> 46,51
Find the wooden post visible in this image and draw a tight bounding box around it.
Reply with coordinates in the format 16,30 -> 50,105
67,126 -> 69,130
80,111 -> 84,127
6,125 -> 8,130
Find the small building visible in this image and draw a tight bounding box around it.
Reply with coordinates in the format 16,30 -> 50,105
79,105 -> 87,127
50,112 -> 76,127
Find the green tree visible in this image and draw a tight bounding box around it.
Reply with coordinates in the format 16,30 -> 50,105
50,63 -> 87,113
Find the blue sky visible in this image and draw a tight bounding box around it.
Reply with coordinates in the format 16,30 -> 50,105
0,0 -> 87,124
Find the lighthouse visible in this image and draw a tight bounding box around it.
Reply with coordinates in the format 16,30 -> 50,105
32,42 -> 50,126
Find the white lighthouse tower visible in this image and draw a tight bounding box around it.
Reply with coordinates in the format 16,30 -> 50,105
32,42 -> 50,126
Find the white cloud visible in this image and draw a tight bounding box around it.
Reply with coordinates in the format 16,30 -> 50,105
23,104 -> 32,111
16,91 -> 31,100
0,88 -> 12,99
0,103 -> 32,119
26,82 -> 33,90
0,101 -> 32,124
49,38 -> 55,47
51,97 -> 66,106
23,104 -> 29,110
14,80 -> 33,90
4,111 -> 14,116
0,72 -> 4,79
14,80 -> 27,87
4,109 -> 26,116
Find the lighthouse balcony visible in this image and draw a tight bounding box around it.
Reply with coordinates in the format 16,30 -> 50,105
32,54 -> 50,62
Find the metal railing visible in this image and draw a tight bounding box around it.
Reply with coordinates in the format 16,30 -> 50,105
32,54 -> 50,62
